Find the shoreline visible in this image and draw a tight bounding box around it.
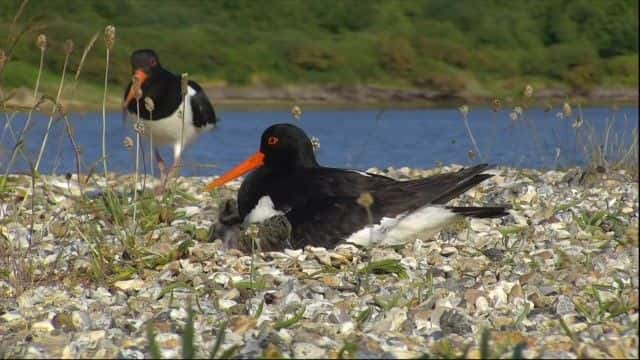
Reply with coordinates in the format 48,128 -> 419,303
2,84 -> 638,113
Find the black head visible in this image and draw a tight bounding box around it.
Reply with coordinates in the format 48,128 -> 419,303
204,123 -> 318,191
130,49 -> 161,75
124,49 -> 163,108
259,123 -> 319,169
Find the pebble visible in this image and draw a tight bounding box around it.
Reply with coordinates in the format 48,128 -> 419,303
113,279 -> 145,292
554,295 -> 575,315
0,167 -> 635,359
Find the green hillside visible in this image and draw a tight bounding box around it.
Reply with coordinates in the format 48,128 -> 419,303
0,0 -> 638,105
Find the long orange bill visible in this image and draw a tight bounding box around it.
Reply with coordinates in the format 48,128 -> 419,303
204,151 -> 265,191
123,69 -> 148,108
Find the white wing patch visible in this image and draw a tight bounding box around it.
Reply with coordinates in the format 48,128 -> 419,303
243,196 -> 284,226
346,170 -> 372,177
346,206 -> 459,247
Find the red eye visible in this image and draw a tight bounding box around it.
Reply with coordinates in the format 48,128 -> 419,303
267,136 -> 279,145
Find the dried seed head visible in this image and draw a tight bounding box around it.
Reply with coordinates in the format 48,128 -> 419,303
144,97 -> 155,113
36,34 -> 47,51
134,121 -> 145,135
523,84 -> 533,98
357,192 -> 374,209
514,106 -> 523,116
310,136 -> 320,152
104,25 -> 116,50
123,136 -> 134,150
65,172 -> 73,181
468,149 -> 477,161
562,102 -> 572,118
291,105 -> 302,121
572,115 -> 583,129
181,73 -> 189,96
458,104 -> 470,117
0,49 -> 6,71
492,98 -> 502,112
244,223 -> 260,239
64,39 -> 74,55
509,111 -> 518,121
544,103 -> 553,112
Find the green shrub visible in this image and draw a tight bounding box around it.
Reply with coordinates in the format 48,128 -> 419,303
378,36 -> 415,75
415,37 -> 471,69
286,44 -> 339,72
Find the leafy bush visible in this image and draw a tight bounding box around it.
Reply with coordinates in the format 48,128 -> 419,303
378,36 -> 415,75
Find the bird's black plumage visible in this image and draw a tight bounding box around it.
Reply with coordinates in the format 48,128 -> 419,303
212,123 -> 508,249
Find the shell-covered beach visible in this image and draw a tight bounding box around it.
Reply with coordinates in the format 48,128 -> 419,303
0,165 -> 637,358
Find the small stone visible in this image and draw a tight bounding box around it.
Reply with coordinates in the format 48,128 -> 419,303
113,279 -> 145,292
218,299 -> 237,310
475,296 -> 490,313
1,311 -> 23,324
52,313 -> 76,332
554,295 -> 575,315
470,219 -> 492,232
440,309 -> 472,335
464,289 -> 484,306
482,248 -> 504,261
292,342 -> 326,358
441,246 -> 458,257
488,287 -> 508,307
31,320 -> 55,334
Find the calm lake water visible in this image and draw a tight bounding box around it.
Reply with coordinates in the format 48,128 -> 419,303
1,106 -> 638,176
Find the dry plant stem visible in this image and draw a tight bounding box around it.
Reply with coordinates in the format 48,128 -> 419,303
61,113 -> 84,194
3,47 -> 45,173
461,112 -> 482,161
35,50 -> 70,171
175,73 -> 188,179
101,48 -> 111,178
602,111 -> 616,167
133,102 -> 140,229
149,124 -> 154,177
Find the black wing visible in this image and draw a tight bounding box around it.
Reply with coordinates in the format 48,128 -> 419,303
188,80 -> 219,128
243,164 -> 498,248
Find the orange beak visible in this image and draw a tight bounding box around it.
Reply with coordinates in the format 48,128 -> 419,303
204,151 -> 265,191
123,69 -> 148,108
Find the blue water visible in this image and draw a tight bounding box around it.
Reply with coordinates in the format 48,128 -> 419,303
1,107 -> 637,176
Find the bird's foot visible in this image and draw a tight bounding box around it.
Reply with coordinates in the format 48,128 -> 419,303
155,149 -> 167,180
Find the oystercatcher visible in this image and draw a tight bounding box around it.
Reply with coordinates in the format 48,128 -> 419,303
123,49 -> 219,180
205,124 -> 508,249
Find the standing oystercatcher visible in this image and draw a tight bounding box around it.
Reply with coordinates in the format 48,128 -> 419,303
205,123 -> 509,249
123,49 -> 219,181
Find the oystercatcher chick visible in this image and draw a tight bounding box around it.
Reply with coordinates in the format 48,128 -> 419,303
123,49 -> 219,183
205,123 -> 508,249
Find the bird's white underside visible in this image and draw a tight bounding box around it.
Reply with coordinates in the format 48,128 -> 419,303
345,205 -> 459,247
244,196 -> 285,226
243,195 -> 460,247
127,86 -> 215,160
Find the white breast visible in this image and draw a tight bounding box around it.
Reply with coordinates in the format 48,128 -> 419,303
243,196 -> 284,226
127,86 -> 213,148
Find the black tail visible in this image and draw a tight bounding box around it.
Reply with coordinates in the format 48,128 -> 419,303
430,164 -> 495,204
447,206 -> 510,218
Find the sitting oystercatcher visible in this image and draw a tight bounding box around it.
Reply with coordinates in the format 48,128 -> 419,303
205,123 -> 509,249
123,49 -> 219,181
